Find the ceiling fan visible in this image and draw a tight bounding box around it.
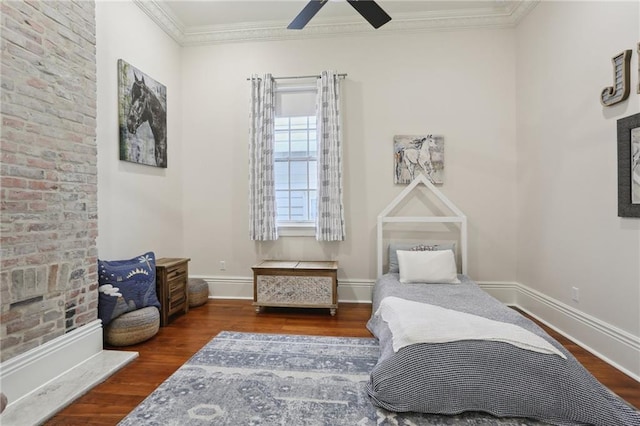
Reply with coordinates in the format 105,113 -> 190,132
288,0 -> 392,30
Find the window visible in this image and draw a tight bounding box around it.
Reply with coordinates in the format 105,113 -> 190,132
273,86 -> 318,233
274,116 -> 317,223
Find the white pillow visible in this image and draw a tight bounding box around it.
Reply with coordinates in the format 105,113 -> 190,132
397,249 -> 461,284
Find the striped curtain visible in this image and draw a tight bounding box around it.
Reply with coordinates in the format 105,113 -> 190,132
248,74 -> 278,241
315,70 -> 346,241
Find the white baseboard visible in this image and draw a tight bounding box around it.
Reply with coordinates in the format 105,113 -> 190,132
1,320 -> 104,403
514,282 -> 640,382
196,275 -> 639,380
476,281 -> 518,305
336,278 -> 374,303
198,275 -> 253,300
0,320 -> 138,424
191,275 -> 375,303
478,281 -> 640,381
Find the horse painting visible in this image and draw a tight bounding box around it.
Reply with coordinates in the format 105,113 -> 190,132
394,135 -> 445,184
118,60 -> 167,168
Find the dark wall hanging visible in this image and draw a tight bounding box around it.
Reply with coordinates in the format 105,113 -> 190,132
617,112 -> 640,217
118,59 -> 167,168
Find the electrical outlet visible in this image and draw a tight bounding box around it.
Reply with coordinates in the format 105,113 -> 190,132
571,287 -> 579,303
220,260 -> 226,271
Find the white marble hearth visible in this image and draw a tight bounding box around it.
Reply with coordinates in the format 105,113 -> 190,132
1,350 -> 137,426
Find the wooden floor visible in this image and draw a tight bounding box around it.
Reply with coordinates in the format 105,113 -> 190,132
47,300 -> 639,425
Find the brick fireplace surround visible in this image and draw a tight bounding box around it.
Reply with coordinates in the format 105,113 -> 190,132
1,2 -> 136,422
1,0 -> 98,362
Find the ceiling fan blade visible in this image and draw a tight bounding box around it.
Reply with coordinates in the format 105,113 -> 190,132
288,0 -> 329,30
346,0 -> 392,29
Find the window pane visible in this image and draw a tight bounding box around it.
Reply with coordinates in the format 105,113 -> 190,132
290,191 -> 308,221
309,161 -> 317,190
290,161 -> 308,190
290,116 -> 309,130
275,146 -> 289,160
276,191 -> 289,220
275,131 -> 289,144
309,190 -> 317,220
275,117 -> 289,130
309,131 -> 317,156
290,131 -> 308,156
274,162 -> 289,190
290,130 -> 307,140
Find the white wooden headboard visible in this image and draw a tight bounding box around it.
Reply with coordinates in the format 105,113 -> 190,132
377,174 -> 468,277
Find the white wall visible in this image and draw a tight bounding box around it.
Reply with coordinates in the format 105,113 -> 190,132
516,0 -> 640,366
94,0 -> 640,378
181,30 -> 518,284
96,1 -> 184,260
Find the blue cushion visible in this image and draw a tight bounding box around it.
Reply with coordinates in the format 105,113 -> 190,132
97,252 -> 160,327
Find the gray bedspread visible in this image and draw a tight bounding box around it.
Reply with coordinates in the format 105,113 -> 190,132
366,274 -> 640,426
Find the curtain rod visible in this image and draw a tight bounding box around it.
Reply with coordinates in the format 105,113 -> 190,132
246,73 -> 347,81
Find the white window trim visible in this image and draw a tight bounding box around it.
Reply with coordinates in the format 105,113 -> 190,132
277,221 -> 315,237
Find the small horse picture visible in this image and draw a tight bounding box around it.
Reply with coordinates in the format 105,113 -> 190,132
394,134 -> 444,184
118,59 -> 167,168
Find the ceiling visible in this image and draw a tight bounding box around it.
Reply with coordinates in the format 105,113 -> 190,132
133,0 -> 538,45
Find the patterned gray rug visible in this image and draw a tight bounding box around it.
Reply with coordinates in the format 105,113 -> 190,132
119,331 -> 546,425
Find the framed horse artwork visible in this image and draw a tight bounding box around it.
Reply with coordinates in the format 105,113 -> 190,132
393,134 -> 445,185
118,59 -> 167,168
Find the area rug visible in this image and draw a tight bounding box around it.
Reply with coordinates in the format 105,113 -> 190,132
119,331 -> 546,425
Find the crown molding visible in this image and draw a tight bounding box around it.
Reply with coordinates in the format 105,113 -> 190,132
133,0 -> 185,44
135,1 -> 539,46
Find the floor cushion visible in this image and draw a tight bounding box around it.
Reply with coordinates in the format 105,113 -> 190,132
104,306 -> 160,346
188,278 -> 209,308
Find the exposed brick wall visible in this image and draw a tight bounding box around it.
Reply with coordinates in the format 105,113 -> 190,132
0,0 -> 97,362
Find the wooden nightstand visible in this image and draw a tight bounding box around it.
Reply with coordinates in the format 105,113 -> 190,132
155,257 -> 190,326
252,260 -> 338,316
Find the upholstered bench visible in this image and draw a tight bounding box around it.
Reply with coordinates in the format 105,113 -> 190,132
104,306 -> 160,346
188,278 -> 209,308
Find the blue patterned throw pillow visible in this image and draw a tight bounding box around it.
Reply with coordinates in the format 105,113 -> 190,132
97,252 -> 161,327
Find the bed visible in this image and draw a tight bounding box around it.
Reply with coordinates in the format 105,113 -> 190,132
366,176 -> 640,426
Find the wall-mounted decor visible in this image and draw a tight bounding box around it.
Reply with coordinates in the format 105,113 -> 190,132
118,59 -> 167,168
617,112 -> 640,218
600,50 -> 632,107
394,135 -> 444,184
